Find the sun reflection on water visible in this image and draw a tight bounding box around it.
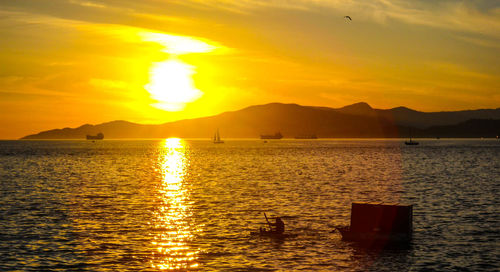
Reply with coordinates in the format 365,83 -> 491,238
151,138 -> 199,270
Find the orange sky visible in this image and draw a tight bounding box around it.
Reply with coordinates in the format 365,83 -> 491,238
0,0 -> 499,139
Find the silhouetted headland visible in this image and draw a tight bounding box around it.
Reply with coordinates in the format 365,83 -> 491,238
21,103 -> 500,139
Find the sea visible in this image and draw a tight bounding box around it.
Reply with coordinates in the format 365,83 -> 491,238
0,139 -> 498,271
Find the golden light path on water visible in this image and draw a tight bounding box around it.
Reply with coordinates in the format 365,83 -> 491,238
151,138 -> 199,270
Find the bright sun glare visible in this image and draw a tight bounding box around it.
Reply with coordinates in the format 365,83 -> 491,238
140,32 -> 219,111
145,60 -> 203,111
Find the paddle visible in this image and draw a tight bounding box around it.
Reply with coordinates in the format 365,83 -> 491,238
264,212 -> 272,231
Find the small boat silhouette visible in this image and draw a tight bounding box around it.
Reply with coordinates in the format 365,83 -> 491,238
86,133 -> 104,140
213,128 -> 224,144
405,129 -> 419,145
260,132 -> 283,139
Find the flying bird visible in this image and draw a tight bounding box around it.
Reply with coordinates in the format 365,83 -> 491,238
344,16 -> 352,21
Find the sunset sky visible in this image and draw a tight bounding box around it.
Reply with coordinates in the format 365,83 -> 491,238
1,0 -> 499,139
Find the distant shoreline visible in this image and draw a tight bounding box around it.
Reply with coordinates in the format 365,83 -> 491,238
4,137 -> 499,141
18,103 -> 500,140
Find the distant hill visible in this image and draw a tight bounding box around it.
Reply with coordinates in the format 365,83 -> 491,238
21,102 -> 500,139
330,102 -> 500,128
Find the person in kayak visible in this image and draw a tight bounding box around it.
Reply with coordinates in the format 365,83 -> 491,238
270,217 -> 285,234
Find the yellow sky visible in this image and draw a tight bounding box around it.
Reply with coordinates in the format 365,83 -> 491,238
0,0 -> 499,139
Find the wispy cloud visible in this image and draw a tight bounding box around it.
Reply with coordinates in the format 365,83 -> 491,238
425,61 -> 495,80
0,9 -> 83,28
157,0 -> 500,38
89,78 -> 128,89
68,0 -> 107,9
452,34 -> 500,49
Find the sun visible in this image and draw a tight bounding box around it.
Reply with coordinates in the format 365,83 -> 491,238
140,32 -> 223,111
145,60 -> 202,111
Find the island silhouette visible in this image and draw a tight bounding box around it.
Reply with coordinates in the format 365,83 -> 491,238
21,102 -> 500,139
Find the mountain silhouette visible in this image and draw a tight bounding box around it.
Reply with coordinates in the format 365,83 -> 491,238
336,102 -> 375,115
21,102 -> 500,139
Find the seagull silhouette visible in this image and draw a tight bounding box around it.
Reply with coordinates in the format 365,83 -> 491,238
344,16 -> 352,21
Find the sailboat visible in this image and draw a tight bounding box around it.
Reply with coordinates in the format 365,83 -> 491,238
213,129 -> 224,144
405,129 -> 419,145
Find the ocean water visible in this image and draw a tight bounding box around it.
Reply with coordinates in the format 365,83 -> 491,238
0,139 -> 498,271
